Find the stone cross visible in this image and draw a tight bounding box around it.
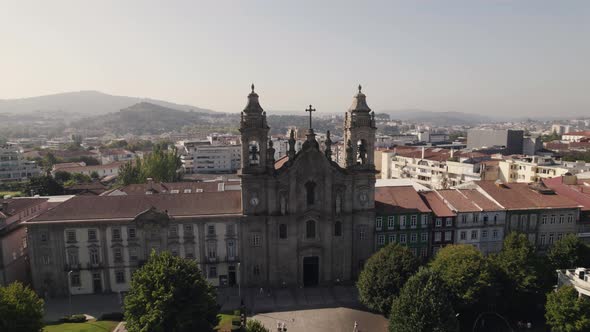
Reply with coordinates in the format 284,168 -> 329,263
305,104 -> 316,129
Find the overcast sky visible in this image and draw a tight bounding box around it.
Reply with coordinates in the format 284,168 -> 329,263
1,1 -> 589,116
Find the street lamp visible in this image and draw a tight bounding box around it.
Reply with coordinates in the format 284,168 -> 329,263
67,270 -> 73,317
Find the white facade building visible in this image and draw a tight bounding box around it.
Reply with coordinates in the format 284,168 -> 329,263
557,268 -> 590,298
0,145 -> 41,182
178,140 -> 241,174
498,156 -> 590,183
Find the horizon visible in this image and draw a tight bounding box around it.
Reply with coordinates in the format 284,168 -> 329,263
1,1 -> 589,117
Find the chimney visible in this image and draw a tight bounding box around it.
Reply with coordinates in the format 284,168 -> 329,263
450,149 -> 454,159
421,146 -> 425,160
147,178 -> 154,191
563,173 -> 577,185
1,201 -> 8,212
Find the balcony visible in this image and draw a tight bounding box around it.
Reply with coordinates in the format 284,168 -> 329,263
226,255 -> 239,262
206,256 -> 217,263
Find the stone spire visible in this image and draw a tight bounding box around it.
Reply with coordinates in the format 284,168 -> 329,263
288,129 -> 296,160
243,83 -> 264,114
324,130 -> 333,160
348,84 -> 372,113
267,138 -> 275,167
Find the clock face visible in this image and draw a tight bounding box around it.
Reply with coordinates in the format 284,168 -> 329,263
250,196 -> 260,207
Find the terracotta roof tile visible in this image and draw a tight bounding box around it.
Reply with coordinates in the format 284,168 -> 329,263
419,191 -> 456,217
375,186 -> 431,214
477,180 -> 581,210
31,191 -> 242,222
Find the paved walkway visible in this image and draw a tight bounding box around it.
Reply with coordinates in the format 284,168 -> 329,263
253,307 -> 388,332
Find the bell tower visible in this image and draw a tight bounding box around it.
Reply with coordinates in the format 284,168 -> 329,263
240,84 -> 270,175
343,85 -> 377,169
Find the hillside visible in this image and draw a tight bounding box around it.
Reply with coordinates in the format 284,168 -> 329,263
385,109 -> 494,125
0,90 -> 213,116
71,102 -> 234,135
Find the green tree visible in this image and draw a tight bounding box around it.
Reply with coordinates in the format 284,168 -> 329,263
124,251 -> 219,332
53,170 -> 72,183
42,152 -> 58,170
545,286 -> 590,332
71,173 -> 92,184
118,146 -> 181,186
246,319 -> 269,332
548,234 -> 590,271
0,282 -> 44,332
429,245 -> 491,308
90,171 -> 100,180
25,175 -> 64,196
389,268 -> 459,332
357,243 -> 419,314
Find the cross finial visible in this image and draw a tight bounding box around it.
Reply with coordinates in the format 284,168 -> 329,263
251,83 -> 255,93
305,104 -> 316,129
358,84 -> 362,93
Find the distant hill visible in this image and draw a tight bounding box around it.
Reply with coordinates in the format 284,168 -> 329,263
384,109 -> 494,125
71,102 -> 235,135
0,90 -> 213,116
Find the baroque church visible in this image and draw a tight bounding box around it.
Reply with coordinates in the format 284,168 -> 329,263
25,86 -> 378,298
238,85 -> 377,287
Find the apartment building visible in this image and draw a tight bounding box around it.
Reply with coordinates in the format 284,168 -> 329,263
419,191 -> 456,255
563,131 -> 590,143
0,145 -> 41,182
435,189 -> 506,255
476,181 -> 582,250
177,140 -> 241,174
498,155 -> 590,183
374,186 -> 432,259
380,146 -> 494,189
557,268 -> 590,298
0,198 -> 49,286
51,161 -> 126,179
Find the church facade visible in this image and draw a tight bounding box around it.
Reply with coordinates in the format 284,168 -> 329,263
25,86 -> 377,297
238,85 -> 377,287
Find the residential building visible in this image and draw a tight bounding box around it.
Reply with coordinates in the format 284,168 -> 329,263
563,131 -> 590,143
374,186 -> 432,259
557,268 -> 590,298
498,156 -> 590,183
0,145 -> 41,182
51,161 -> 125,179
98,149 -> 135,165
543,175 -> 590,242
45,138 -> 74,150
380,146 -> 494,189
177,140 -> 241,174
436,189 -> 505,255
467,129 -> 524,154
551,124 -> 571,135
419,191 -> 456,255
476,181 -> 582,250
0,198 -> 49,286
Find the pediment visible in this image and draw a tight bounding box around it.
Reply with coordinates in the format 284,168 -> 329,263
133,207 -> 171,227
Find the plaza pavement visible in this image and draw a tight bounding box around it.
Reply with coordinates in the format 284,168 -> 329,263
44,286 -> 388,332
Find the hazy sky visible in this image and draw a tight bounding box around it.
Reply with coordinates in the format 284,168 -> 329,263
1,1 -> 589,116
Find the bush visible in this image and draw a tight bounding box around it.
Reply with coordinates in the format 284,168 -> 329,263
59,314 -> 86,323
99,312 -> 124,321
0,282 -> 44,332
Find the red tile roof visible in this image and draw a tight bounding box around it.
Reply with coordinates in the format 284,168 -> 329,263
375,186 -> 432,214
30,191 -> 242,222
118,181 -> 239,194
436,189 -> 502,212
419,191 -> 456,217
564,131 -> 590,136
543,177 -> 590,211
274,155 -> 289,170
0,198 -> 48,217
477,180 -> 581,210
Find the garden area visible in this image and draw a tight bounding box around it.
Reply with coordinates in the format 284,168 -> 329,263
44,319 -> 119,332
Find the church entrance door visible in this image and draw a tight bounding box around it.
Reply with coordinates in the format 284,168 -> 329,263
303,256 -> 319,287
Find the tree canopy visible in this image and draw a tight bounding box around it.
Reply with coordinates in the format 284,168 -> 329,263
25,175 -> 64,196
118,146 -> 182,186
429,245 -> 492,308
389,268 -> 459,332
246,320 -> 270,332
0,282 -> 44,332
124,251 -> 219,332
545,285 -> 590,332
547,234 -> 590,271
357,243 -> 419,314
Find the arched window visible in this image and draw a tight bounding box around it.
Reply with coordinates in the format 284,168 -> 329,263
305,182 -> 316,206
248,141 -> 260,166
306,220 -> 316,239
334,221 -> 342,237
279,224 -> 287,239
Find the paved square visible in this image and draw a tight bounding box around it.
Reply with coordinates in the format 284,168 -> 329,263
253,307 -> 388,332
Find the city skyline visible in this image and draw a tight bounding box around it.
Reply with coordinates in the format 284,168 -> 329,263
1,1 -> 589,116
